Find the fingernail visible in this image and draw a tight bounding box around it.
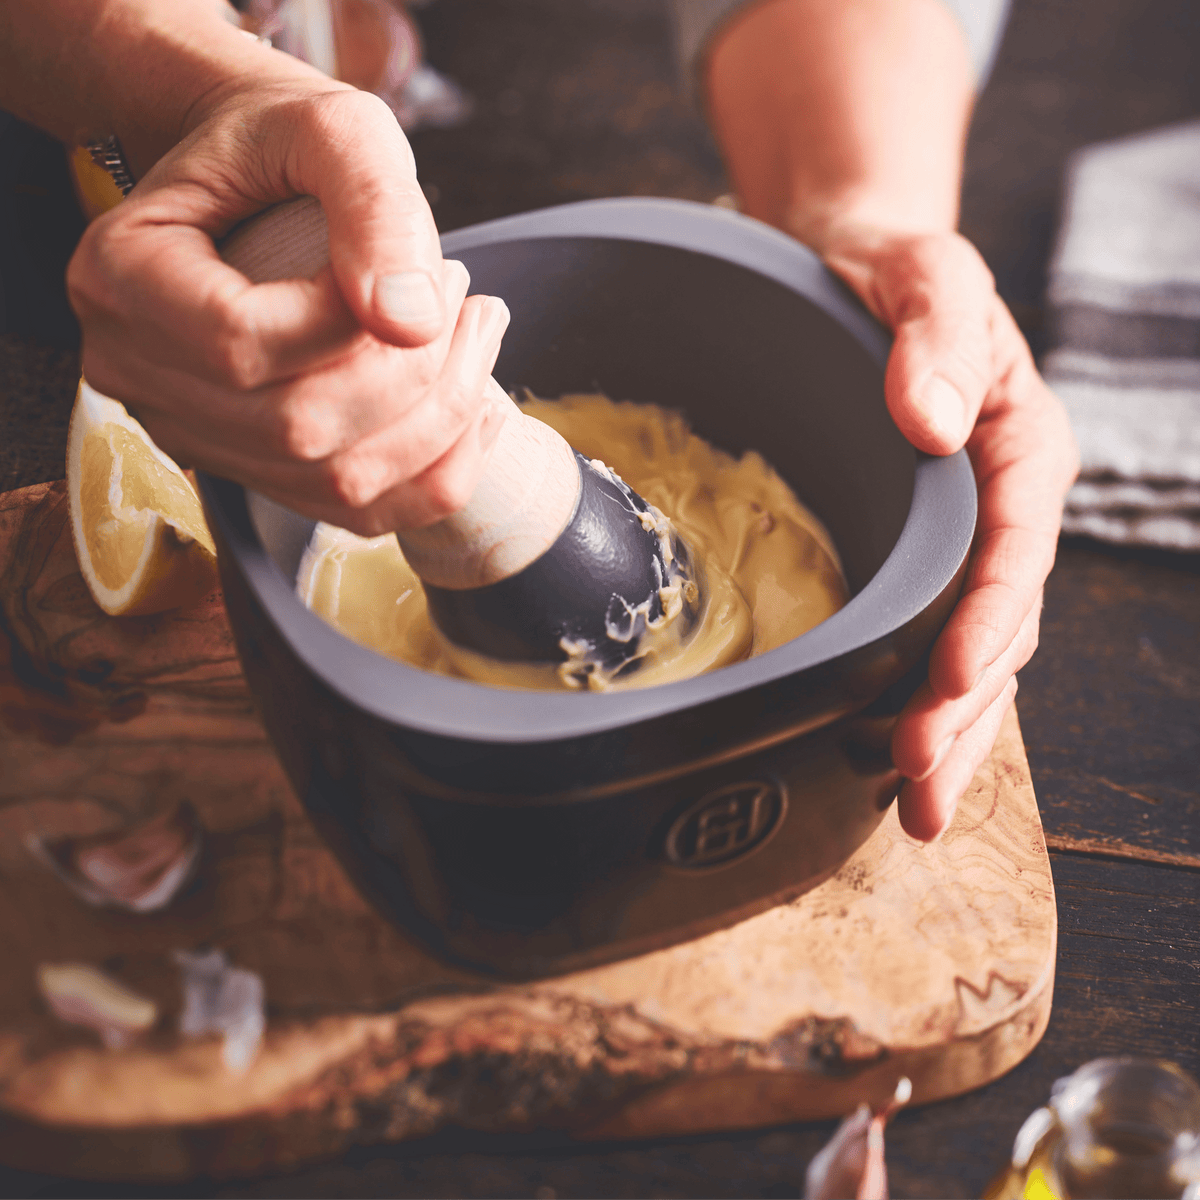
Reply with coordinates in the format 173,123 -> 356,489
375,270 -> 440,326
479,296 -> 511,344
442,258 -> 470,289
928,805 -> 956,842
918,375 -> 967,442
915,733 -> 957,782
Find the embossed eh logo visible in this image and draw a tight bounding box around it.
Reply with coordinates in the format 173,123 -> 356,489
665,780 -> 786,868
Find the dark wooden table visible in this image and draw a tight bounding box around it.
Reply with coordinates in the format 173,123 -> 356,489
1,1 -> 1197,1195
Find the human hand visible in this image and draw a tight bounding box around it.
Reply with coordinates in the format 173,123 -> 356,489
818,225 -> 1079,841
68,74 -> 510,535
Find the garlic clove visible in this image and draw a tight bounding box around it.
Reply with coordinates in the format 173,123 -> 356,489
805,1077 -> 911,1200
28,800 -> 202,912
37,963 -> 158,1049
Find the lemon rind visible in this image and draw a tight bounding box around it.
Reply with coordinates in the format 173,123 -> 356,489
68,379 -> 217,616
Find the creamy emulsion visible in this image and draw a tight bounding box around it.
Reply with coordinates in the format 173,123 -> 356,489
296,394 -> 848,691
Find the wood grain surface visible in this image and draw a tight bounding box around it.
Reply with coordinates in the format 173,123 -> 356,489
1017,542 -> 1200,869
1,1 -> 1198,1195
0,478 -> 1054,1181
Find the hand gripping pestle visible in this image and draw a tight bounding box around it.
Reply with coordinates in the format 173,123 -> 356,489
218,197 -> 700,680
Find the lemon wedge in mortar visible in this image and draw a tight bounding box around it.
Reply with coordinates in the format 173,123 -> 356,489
67,379 -> 218,616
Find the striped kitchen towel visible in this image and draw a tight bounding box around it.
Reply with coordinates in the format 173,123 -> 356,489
1044,119 -> 1200,551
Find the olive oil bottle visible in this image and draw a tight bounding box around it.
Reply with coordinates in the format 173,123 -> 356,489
985,1059 -> 1200,1200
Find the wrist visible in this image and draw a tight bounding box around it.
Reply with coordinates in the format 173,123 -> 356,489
174,38 -> 339,142
103,10 -> 328,178
705,0 -> 971,258
782,190 -> 957,258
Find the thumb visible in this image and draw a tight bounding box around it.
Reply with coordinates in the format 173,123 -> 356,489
828,232 -> 996,456
291,90 -> 446,348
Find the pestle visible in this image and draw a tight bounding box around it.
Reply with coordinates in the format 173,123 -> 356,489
218,197 -> 699,675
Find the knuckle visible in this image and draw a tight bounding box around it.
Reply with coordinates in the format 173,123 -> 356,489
438,378 -> 480,429
953,233 -> 995,287
300,87 -> 408,162
1015,615 -> 1041,665
411,347 -> 443,391
894,233 -> 945,282
67,220 -> 122,317
938,231 -> 993,283
275,397 -> 339,461
211,307 -> 267,390
901,232 -> 995,300
384,342 -> 440,394
353,512 -> 392,538
421,466 -> 475,520
332,504 -> 391,538
323,454 -> 385,511
329,85 -> 398,128
344,89 -> 412,159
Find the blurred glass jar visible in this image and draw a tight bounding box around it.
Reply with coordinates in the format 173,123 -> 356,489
986,1058 -> 1200,1200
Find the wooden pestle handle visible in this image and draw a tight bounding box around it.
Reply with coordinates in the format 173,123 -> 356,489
218,196 -> 580,590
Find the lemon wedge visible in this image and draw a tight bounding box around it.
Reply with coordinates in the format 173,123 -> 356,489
67,379 -> 218,616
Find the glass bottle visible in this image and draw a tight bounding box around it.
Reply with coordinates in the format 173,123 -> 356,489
986,1058 -> 1200,1200
242,0 -> 470,132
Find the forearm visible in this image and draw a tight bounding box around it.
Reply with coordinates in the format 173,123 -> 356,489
704,0 -> 974,249
0,0 -> 328,177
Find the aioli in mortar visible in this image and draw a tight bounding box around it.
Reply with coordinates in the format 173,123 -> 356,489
296,394 -> 848,690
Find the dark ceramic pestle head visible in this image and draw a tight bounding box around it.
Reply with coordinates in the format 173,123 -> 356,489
425,452 -> 699,678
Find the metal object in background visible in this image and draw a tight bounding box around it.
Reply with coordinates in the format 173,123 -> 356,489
83,135 -> 135,197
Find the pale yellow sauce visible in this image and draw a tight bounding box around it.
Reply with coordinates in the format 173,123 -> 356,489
297,394 -> 848,690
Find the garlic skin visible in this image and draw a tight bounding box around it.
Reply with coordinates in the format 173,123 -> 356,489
805,1077 -> 911,1200
27,800 -> 202,913
174,949 -> 266,1073
36,963 -> 158,1049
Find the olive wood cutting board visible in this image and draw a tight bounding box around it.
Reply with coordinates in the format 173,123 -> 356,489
0,480 -> 1056,1182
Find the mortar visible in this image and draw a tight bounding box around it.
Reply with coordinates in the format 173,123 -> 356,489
198,197 -> 976,977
